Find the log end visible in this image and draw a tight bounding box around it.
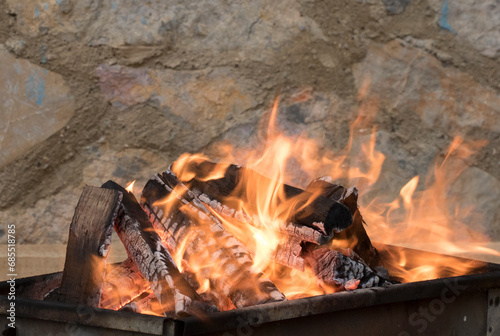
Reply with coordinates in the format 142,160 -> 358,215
325,201 -> 353,233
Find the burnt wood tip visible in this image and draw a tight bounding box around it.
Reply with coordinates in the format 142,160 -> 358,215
325,201 -> 354,233
174,160 -> 354,235
102,180 -> 140,211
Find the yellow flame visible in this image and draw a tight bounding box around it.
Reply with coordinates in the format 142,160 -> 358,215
125,180 -> 136,193
116,88 -> 500,311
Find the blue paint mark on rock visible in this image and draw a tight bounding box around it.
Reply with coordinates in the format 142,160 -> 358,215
56,0 -> 62,5
25,70 -> 46,106
111,2 -> 117,10
43,3 -> 49,11
439,0 -> 457,34
26,73 -> 34,102
36,73 -> 45,106
35,4 -> 40,18
141,17 -> 147,25
41,45 -> 47,64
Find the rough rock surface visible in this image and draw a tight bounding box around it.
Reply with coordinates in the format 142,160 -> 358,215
0,44 -> 74,167
447,0 -> 500,59
448,166 -> 500,240
0,0 -> 500,245
429,0 -> 500,58
353,40 -> 500,136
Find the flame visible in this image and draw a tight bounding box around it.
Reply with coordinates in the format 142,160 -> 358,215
126,180 -> 136,193
362,135 -> 499,282
168,91 -> 499,294
99,261 -> 165,316
105,87 -> 499,314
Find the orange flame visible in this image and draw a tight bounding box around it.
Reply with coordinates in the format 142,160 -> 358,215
169,92 -> 499,293
106,87 -> 499,313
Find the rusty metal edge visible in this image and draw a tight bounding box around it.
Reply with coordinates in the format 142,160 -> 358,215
178,269 -> 500,335
0,296 -> 177,335
487,288 -> 500,336
1,244 -> 499,335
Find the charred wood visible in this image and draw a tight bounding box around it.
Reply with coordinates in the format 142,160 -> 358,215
183,269 -> 236,311
305,248 -> 394,290
17,272 -> 63,301
198,191 -> 333,245
306,178 -> 382,270
141,170 -> 286,308
172,160 -> 353,240
119,290 -> 166,316
58,186 -> 122,307
100,258 -> 150,311
102,181 -> 217,317
274,236 -> 305,271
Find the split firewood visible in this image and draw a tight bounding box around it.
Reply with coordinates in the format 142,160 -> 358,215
274,236 -> 305,271
171,160 -> 353,243
102,181 -> 217,317
58,186 -> 122,307
183,269 -> 236,311
141,170 -> 286,309
305,248 -> 394,290
306,178 -> 382,270
142,177 -> 238,311
119,290 -> 164,316
100,258 -> 151,311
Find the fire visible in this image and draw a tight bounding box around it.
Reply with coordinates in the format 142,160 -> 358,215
104,89 -> 499,313
362,135 -> 499,282
170,94 -> 498,289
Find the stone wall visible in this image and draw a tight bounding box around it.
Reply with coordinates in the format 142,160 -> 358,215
1,0 -> 499,244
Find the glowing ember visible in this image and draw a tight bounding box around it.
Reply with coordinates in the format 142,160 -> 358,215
167,96 -> 499,292
99,93 -> 499,315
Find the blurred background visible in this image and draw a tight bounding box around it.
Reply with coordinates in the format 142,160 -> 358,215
1,0 -> 499,279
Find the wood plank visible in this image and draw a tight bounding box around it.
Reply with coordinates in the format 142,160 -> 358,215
141,171 -> 286,308
102,180 -> 217,317
58,186 -> 122,307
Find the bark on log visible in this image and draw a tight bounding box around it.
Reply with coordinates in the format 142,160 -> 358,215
102,181 -> 217,317
305,248 -> 393,290
100,258 -> 150,311
58,186 -> 122,307
306,178 -> 382,269
141,170 -> 286,308
172,160 -> 353,240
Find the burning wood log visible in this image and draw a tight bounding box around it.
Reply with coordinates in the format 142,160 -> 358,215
182,269 -> 236,311
102,181 -> 217,317
119,290 -> 164,316
171,160 -> 353,243
100,258 -> 150,311
305,248 -> 393,290
58,186 -> 122,307
274,236 -> 305,271
141,170 -> 286,309
306,178 -> 382,270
